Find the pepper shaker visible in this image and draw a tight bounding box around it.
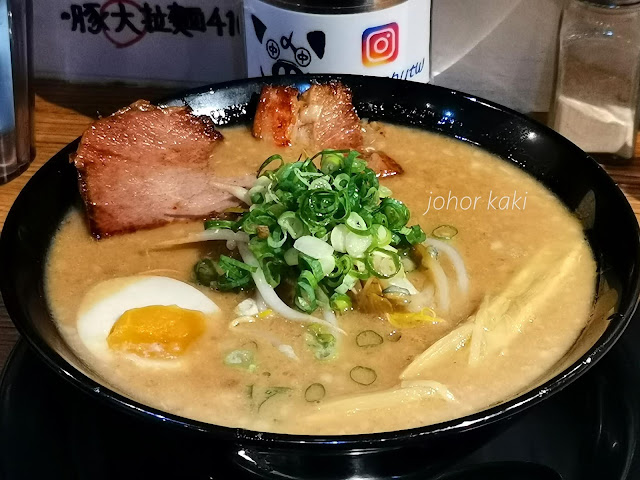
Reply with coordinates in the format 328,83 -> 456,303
0,0 -> 33,184
551,0 -> 640,162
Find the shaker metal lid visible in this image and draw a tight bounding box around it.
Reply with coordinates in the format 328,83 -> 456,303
255,0 -> 407,14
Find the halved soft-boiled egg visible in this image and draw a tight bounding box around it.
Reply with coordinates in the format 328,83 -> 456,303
77,276 -> 219,362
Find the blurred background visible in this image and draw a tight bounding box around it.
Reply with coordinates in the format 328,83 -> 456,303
34,0 -> 565,114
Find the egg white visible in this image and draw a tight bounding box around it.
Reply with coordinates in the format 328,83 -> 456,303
77,276 -> 219,363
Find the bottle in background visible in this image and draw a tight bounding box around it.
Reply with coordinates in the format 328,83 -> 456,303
0,0 -> 33,184
243,0 -> 431,83
551,0 -> 640,162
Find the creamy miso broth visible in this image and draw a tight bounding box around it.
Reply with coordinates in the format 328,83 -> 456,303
46,124 -> 596,435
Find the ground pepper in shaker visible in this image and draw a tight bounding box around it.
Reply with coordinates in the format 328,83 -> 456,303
551,0 -> 640,162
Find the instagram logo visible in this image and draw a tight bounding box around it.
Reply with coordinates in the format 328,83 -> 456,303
362,23 -> 399,67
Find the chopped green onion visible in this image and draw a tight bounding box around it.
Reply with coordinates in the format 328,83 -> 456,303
299,190 -> 340,228
195,149 -> 428,315
194,258 -> 217,286
242,340 -> 259,350
432,225 -> 458,240
356,330 -> 383,347
278,211 -> 306,239
294,235 -> 334,259
330,224 -> 349,252
306,324 -> 337,360
378,185 -> 392,198
296,271 -> 318,313
256,386 -> 291,411
333,173 -> 351,190
257,154 -> 283,177
405,225 -> 427,245
284,248 -> 299,266
217,255 -> 257,291
299,253 -> 325,281
309,177 -> 333,190
319,255 -> 336,276
345,212 -> 368,233
305,383 -> 326,402
330,293 -> 352,312
267,226 -> 287,248
327,254 -> 352,279
259,255 -> 284,287
219,255 -> 257,274
224,350 -> 257,372
351,259 -> 370,279
349,158 -> 367,173
372,224 -> 392,247
382,285 -> 411,296
205,219 -> 237,230
335,272 -> 359,295
378,198 -> 410,231
321,152 -> 344,174
365,248 -> 401,279
345,231 -> 373,258
350,366 -> 377,385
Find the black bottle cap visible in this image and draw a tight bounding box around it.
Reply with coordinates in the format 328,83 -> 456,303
257,0 -> 405,14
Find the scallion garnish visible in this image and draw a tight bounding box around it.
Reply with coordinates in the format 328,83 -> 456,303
432,225 -> 458,240
195,150 -> 426,314
330,293 -> 352,312
365,247 -> 402,279
304,383 -> 326,402
205,219 -> 238,230
350,366 -> 377,385
356,330 -> 383,347
194,258 -> 217,286
224,349 -> 257,372
306,323 -> 337,359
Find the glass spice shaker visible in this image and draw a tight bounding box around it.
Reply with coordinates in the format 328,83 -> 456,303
551,0 -> 640,162
0,0 -> 34,184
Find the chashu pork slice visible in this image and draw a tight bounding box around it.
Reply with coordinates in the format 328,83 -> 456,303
252,82 -> 362,150
364,151 -> 404,178
73,100 -> 249,238
252,82 -> 401,177
252,85 -> 300,146
295,82 -> 363,150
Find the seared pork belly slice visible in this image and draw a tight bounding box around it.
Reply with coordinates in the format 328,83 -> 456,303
252,86 -> 300,146
296,82 -> 363,150
73,100 -> 240,238
252,81 -> 402,178
365,151 -> 404,178
252,81 -> 363,150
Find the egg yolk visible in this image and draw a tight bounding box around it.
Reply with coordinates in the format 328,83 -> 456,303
107,305 -> 206,359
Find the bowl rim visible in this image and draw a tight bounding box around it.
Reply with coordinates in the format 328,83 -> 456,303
2,74 -> 639,448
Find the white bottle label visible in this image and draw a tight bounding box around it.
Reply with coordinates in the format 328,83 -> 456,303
243,0 -> 430,82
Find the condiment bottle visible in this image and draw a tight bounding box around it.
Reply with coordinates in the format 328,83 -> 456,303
551,0 -> 640,162
0,0 -> 33,184
243,0 -> 431,83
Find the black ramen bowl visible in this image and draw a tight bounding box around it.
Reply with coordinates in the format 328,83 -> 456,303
1,75 -> 639,479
